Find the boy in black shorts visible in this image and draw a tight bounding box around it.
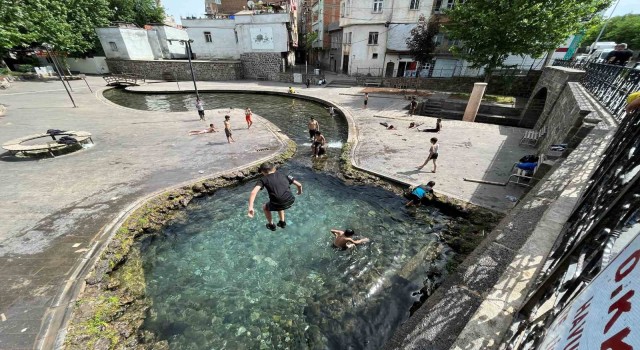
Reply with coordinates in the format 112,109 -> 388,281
248,162 -> 303,231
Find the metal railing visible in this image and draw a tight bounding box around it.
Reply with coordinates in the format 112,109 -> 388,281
552,59 -> 640,121
501,108 -> 640,349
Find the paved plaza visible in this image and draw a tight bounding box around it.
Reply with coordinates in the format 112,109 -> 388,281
0,77 -> 531,348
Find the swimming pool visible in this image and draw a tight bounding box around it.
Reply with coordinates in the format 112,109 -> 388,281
103,90 -> 453,349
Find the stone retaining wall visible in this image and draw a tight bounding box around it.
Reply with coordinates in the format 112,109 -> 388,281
106,59 -> 243,81
240,52 -> 282,80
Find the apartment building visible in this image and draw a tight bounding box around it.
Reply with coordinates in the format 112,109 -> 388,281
309,0 -> 342,69
338,0 -> 433,76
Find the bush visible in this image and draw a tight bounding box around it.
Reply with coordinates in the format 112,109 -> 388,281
16,64 -> 34,73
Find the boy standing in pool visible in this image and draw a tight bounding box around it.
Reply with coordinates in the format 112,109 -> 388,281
308,117 -> 320,140
224,115 -> 235,143
248,162 -> 303,231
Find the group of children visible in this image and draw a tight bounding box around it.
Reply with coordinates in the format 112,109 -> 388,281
190,99 -> 256,144
247,161 -> 437,250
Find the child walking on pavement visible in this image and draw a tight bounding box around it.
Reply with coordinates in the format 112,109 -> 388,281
248,162 -> 303,231
196,98 -> 205,121
417,137 -> 439,173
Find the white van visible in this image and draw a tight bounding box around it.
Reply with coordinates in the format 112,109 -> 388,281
588,49 -> 614,63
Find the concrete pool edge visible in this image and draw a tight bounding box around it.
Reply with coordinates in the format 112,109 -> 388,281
47,107 -> 296,349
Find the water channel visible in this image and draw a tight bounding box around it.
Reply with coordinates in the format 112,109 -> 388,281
104,90 -> 453,350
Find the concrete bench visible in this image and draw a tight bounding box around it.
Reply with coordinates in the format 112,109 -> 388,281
2,131 -> 93,157
364,81 -> 382,87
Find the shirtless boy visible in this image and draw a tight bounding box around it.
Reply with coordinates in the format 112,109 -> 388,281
224,115 -> 235,143
330,229 -> 370,250
312,130 -> 326,157
308,117 -> 320,140
245,107 -> 253,129
247,162 -> 303,231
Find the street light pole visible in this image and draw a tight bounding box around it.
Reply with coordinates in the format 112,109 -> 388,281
185,40 -> 200,100
43,44 -> 76,108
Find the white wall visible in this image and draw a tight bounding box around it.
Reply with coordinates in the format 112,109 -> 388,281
121,29 -> 156,60
67,57 -> 110,74
96,28 -> 133,60
155,26 -> 190,59
147,30 -> 164,59
342,24 -> 387,74
183,14 -> 291,60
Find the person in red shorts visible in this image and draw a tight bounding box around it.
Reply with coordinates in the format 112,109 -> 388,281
245,107 -> 253,129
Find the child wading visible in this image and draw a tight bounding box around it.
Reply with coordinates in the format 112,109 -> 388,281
406,181 -> 437,207
248,162 -> 303,231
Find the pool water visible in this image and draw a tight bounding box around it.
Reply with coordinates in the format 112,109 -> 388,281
104,90 -> 452,349
142,163 -> 449,350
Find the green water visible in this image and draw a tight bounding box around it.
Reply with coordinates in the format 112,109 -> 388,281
104,90 -> 451,349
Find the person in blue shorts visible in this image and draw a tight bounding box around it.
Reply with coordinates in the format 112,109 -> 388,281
406,181 -> 437,207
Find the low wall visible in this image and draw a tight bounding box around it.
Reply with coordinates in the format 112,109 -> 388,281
380,72 -> 541,97
536,82 -> 603,153
105,59 -> 243,80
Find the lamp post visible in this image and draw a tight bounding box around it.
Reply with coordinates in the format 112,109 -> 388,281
43,44 -> 76,108
168,39 -> 200,100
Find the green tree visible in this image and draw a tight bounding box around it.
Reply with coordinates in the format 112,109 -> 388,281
445,0 -> 612,81
583,14 -> 640,50
406,15 -> 439,66
109,0 -> 166,27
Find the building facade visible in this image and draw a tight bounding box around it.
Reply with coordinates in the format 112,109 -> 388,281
309,0 -> 341,70
96,23 -> 189,61
338,0 -> 432,76
182,11 -> 296,65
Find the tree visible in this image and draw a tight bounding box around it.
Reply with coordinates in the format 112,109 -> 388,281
406,15 -> 439,67
0,0 -> 164,59
583,14 -> 640,50
109,0 -> 166,27
444,0 -> 612,81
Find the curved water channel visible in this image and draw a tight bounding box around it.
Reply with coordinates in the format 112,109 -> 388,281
104,89 -> 453,350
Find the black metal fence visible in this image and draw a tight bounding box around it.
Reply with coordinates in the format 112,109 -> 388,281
501,108 -> 640,348
552,59 -> 640,121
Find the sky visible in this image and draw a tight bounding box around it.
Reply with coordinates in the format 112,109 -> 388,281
160,0 -> 637,24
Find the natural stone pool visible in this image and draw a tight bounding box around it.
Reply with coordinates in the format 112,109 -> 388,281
141,163 -> 450,349
100,90 -> 458,349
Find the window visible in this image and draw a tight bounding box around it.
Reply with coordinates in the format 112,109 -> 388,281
347,0 -> 351,15
410,0 -> 419,9
109,42 -> 118,51
341,2 -> 345,17
344,32 -> 352,45
204,31 -> 212,42
372,53 -> 378,59
368,32 -> 378,45
372,0 -> 383,12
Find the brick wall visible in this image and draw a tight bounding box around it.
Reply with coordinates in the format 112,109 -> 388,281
240,52 -> 282,80
106,59 -> 243,80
